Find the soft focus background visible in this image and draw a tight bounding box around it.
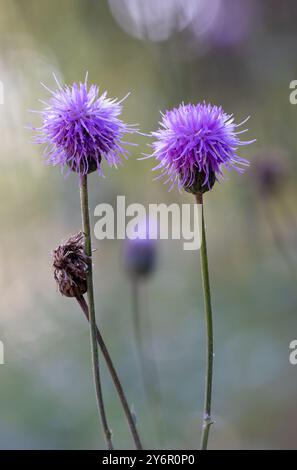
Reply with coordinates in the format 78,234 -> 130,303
0,0 -> 297,450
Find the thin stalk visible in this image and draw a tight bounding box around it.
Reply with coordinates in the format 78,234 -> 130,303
76,294 -> 143,450
132,279 -> 142,360
80,174 -> 113,450
196,192 -> 214,450
143,282 -> 165,444
263,198 -> 297,283
132,278 -> 164,444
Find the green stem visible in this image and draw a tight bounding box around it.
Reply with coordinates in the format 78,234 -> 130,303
196,192 -> 214,450
76,295 -> 143,450
80,174 -> 113,450
132,278 -> 142,362
132,279 -> 164,444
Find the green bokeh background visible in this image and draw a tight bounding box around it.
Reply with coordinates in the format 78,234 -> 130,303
0,0 -> 297,449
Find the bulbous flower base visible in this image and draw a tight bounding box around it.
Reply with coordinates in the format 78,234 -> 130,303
67,155 -> 102,175
182,169 -> 216,195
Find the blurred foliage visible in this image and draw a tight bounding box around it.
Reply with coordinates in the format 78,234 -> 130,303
0,0 -> 297,449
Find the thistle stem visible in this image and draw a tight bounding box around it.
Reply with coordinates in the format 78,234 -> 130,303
76,294 -> 143,450
196,192 -> 214,450
80,174 -> 113,450
132,278 -> 142,362
132,279 -> 164,444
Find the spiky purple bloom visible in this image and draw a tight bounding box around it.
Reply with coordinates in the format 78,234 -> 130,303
148,102 -> 254,193
33,76 -> 136,176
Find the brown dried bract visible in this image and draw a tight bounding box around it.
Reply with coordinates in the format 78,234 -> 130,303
52,232 -> 89,298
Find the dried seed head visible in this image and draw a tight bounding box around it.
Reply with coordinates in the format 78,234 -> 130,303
52,232 -> 89,298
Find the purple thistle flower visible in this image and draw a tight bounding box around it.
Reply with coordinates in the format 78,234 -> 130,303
252,149 -> 289,197
123,218 -> 157,279
123,237 -> 157,279
147,102 -> 254,193
32,75 -> 136,176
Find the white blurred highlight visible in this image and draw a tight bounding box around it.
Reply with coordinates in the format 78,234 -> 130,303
126,215 -> 158,240
0,39 -> 61,172
108,0 -> 217,42
108,0 -> 256,56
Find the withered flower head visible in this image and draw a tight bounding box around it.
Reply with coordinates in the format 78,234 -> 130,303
52,232 -> 89,298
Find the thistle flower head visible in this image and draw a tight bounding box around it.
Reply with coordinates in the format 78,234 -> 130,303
149,102 -> 254,193
52,232 -> 89,298
33,75 -> 135,176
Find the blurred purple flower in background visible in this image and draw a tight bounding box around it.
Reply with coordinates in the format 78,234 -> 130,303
108,0 -> 257,58
148,102 -> 253,193
32,75 -> 135,176
124,237 -> 157,279
252,149 -> 289,197
207,0 -> 254,48
123,218 -> 157,279
188,0 -> 256,50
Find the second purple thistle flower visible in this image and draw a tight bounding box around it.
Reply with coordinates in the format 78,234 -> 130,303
33,75 -> 136,176
148,102 -> 254,193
